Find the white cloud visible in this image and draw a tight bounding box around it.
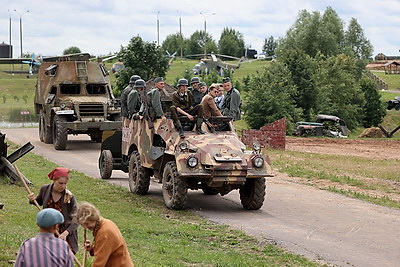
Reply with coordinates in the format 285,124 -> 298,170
1,0 -> 399,57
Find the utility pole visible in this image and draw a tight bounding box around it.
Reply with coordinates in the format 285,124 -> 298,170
14,9 -> 29,58
177,10 -> 183,60
200,12 -> 215,56
8,10 -> 12,58
157,11 -> 160,46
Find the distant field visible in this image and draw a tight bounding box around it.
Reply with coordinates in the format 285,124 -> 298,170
372,70 -> 400,91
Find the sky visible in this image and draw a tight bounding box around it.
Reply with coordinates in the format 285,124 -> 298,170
1,0 -> 400,58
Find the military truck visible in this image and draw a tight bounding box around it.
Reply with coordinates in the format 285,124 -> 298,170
34,53 -> 121,150
99,81 -> 272,210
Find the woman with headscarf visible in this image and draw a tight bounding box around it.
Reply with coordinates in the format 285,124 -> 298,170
76,202 -> 134,267
27,167 -> 79,254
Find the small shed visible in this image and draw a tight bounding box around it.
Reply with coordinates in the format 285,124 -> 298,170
384,61 -> 400,74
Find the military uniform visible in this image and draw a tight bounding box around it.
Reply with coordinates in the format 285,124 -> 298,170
146,88 -> 164,120
189,87 -> 204,106
120,84 -> 133,118
221,88 -> 242,121
127,88 -> 141,118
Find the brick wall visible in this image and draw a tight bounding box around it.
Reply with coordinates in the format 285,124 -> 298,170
241,118 -> 286,150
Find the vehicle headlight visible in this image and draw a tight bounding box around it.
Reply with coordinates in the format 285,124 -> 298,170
60,103 -> 66,109
253,141 -> 261,152
187,155 -> 198,168
179,141 -> 188,151
253,156 -> 264,168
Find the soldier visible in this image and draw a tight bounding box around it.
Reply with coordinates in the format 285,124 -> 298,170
127,79 -> 145,120
171,78 -> 205,138
199,82 -> 208,95
188,77 -> 203,106
221,77 -> 241,121
145,77 -> 167,122
121,75 -> 141,126
201,84 -> 222,119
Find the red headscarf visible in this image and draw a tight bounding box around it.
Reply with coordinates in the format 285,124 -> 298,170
48,167 -> 70,180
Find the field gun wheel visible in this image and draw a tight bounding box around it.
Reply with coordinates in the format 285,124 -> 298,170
39,110 -> 52,144
239,177 -> 266,210
53,115 -> 67,150
162,161 -> 188,210
128,151 -> 151,195
99,150 -> 113,179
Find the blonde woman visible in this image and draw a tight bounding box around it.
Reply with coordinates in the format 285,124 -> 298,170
28,167 -> 78,254
76,202 -> 134,267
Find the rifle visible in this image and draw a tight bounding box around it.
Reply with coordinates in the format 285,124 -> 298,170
203,117 -> 215,133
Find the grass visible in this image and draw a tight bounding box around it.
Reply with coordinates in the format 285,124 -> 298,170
0,141 -> 318,266
372,70 -> 400,91
267,149 -> 400,209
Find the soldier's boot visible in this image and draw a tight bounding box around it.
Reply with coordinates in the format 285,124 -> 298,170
174,121 -> 185,138
196,119 -> 205,135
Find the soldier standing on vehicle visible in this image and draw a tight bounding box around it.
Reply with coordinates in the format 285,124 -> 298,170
188,77 -> 203,106
146,77 -> 167,122
127,79 -> 145,120
221,77 -> 241,121
171,78 -> 205,138
121,75 -> 141,126
201,84 -> 222,119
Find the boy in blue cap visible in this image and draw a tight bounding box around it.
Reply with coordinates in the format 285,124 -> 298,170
15,208 -> 74,267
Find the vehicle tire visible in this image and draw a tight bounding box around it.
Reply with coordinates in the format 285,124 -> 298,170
99,150 -> 113,179
128,151 -> 151,195
39,111 -> 52,144
53,115 -> 68,150
239,177 -> 266,210
201,184 -> 219,195
162,161 -> 188,210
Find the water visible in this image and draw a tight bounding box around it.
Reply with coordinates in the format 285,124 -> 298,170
0,121 -> 39,128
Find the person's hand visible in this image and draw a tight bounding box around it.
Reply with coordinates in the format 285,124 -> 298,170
84,240 -> 93,251
139,115 -> 144,120
161,115 -> 166,122
58,230 -> 69,240
28,193 -> 35,202
188,115 -> 194,121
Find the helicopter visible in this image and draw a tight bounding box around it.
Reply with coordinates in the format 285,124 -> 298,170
191,53 -> 245,75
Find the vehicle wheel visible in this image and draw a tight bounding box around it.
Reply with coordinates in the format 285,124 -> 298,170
128,151 -> 150,195
39,111 -> 52,144
162,161 -> 188,209
53,115 -> 67,150
239,177 -> 266,210
201,184 -> 219,195
99,150 -> 113,179
90,131 -> 102,143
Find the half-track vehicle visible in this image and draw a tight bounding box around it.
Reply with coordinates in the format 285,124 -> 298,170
34,53 -> 121,150
99,81 -> 272,210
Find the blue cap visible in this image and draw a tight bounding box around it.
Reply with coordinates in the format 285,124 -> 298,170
36,208 -> 64,227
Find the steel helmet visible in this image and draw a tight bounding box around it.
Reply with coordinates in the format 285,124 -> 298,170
177,78 -> 188,87
134,79 -> 146,88
190,77 -> 200,84
130,75 -> 141,84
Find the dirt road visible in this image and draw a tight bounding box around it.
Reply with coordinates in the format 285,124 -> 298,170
3,128 -> 400,267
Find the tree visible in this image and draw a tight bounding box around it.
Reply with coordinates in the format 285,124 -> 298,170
114,36 -> 169,95
161,33 -> 186,57
243,61 -> 302,131
345,18 -> 373,60
63,46 -> 81,55
359,78 -> 386,128
186,31 -> 217,56
262,36 -> 277,58
218,28 -> 245,58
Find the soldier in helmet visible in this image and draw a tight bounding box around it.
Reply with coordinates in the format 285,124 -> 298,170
171,78 -> 205,138
121,75 -> 141,126
145,77 -> 167,123
127,79 -> 145,120
221,77 -> 242,121
188,77 -> 203,106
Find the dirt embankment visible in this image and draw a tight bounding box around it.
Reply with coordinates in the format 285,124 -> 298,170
285,137 -> 400,160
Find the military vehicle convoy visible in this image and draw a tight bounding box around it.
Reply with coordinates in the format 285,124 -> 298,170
99,91 -> 273,209
34,53 -> 121,150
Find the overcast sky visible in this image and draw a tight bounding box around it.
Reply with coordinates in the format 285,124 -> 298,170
1,0 -> 399,58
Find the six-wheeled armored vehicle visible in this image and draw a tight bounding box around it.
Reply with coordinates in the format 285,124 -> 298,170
34,53 -> 121,150
100,116 -> 272,210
